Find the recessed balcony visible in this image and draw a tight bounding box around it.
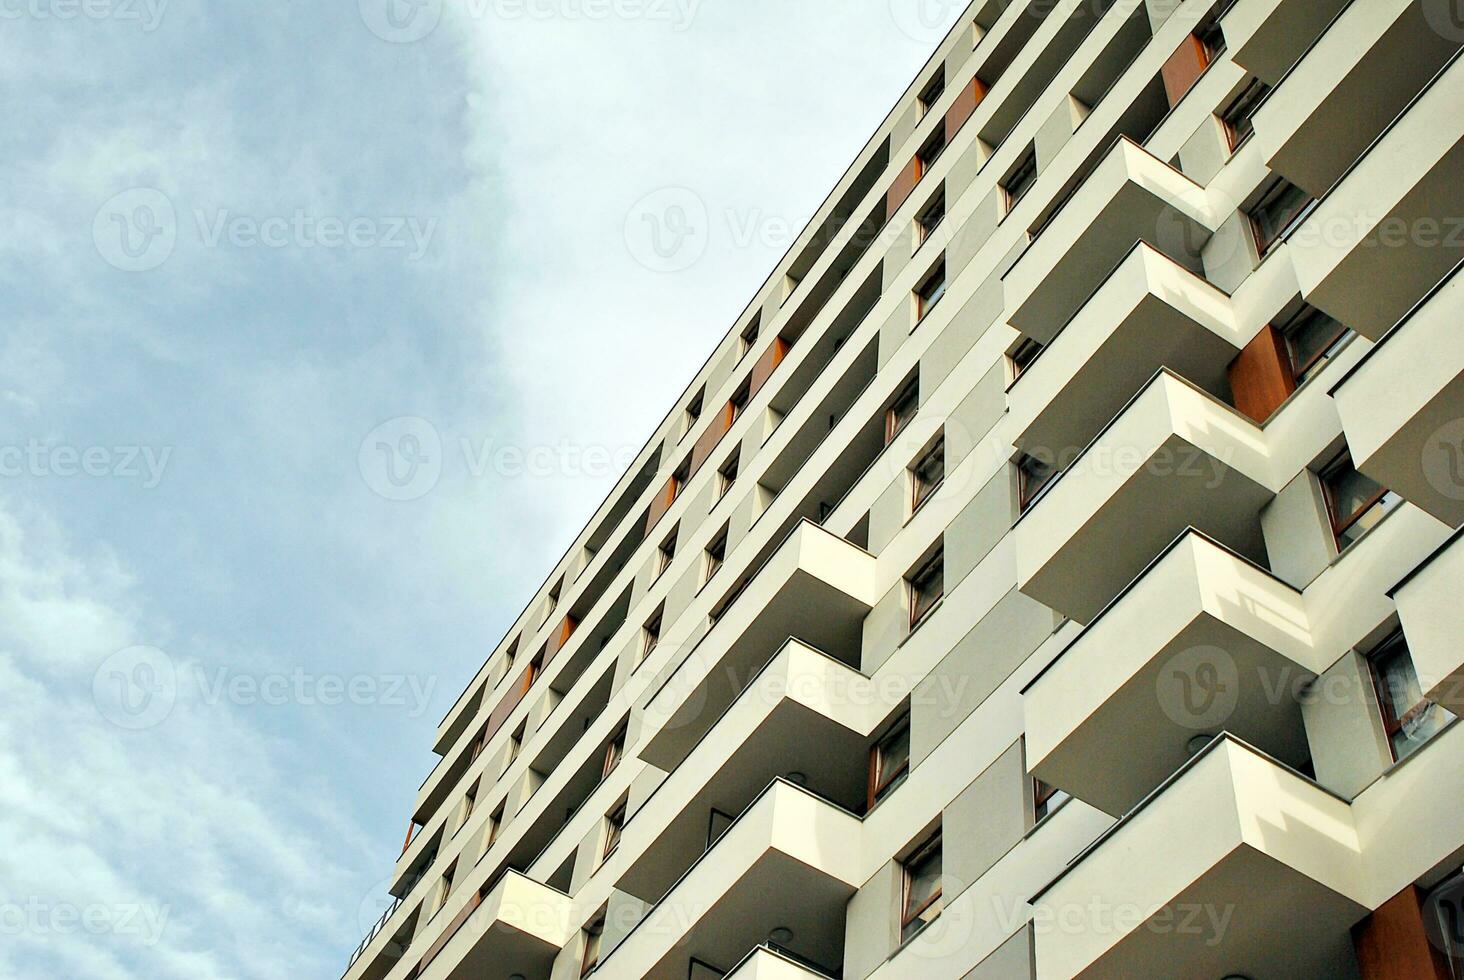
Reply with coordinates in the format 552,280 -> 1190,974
1393,528 -> 1464,713
1009,243 -> 1244,467
639,520 -> 878,773
1332,260 -> 1464,527
415,871 -> 574,980
1032,737 -> 1367,980
1253,0 -> 1464,197
1223,0 -> 1351,86
1023,530 -> 1325,817
602,780 -> 862,980
1004,139 -> 1213,345
620,640 -> 877,904
1014,371 -> 1273,625
724,945 -> 836,980
1289,49 -> 1464,339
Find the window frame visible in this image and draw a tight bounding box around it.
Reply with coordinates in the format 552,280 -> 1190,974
1219,76 -> 1269,151
910,435 -> 946,514
641,607 -> 662,660
601,798 -> 627,862
656,527 -> 678,579
867,714 -> 912,810
1033,777 -> 1070,823
1008,337 -> 1044,384
704,525 -> 729,584
717,450 -> 740,499
1367,631 -> 1454,762
1319,452 -> 1395,551
900,831 -> 944,943
886,380 -> 919,445
908,547 -> 945,630
1281,305 -> 1351,385
1002,146 -> 1038,212
1249,178 -> 1316,255
601,726 -> 627,780
580,906 -> 607,977
917,71 -> 946,117
916,187 -> 946,245
915,258 -> 947,322
1018,452 -> 1058,511
916,126 -> 947,178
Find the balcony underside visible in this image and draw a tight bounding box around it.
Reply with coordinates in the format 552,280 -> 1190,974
1224,0 -> 1351,86
1394,528 -> 1464,713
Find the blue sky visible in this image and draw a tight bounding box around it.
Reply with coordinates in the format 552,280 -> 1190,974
0,1 -> 962,975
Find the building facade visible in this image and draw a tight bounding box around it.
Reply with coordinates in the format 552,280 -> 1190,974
344,1 -> 1464,977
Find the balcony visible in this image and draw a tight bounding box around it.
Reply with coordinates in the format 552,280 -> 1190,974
1332,260 -> 1464,527
1252,0 -> 1464,197
602,780 -> 862,980
1023,531 -> 1324,817
639,520 -> 878,773
1004,139 -> 1213,345
1032,737 -> 1367,980
1009,244 -> 1244,467
621,640 -> 876,904
724,946 -> 835,980
1014,371 -> 1273,625
1393,528 -> 1464,713
413,871 -> 573,980
1289,49 -> 1464,339
1223,0 -> 1351,86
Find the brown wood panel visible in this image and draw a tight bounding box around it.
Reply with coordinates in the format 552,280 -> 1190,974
544,614 -> 578,665
1161,34 -> 1210,107
690,402 -> 736,475
1354,886 -> 1453,980
643,476 -> 678,537
945,77 -> 989,142
482,665 -> 533,742
886,157 -> 923,222
748,336 -> 790,400
417,889 -> 483,975
1228,324 -> 1296,423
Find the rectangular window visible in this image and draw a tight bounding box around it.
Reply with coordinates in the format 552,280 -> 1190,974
602,727 -> 626,780
486,804 -> 504,849
684,388 -> 704,430
901,833 -> 943,943
1002,146 -> 1038,212
1249,178 -> 1316,254
580,907 -> 606,977
1195,7 -> 1226,60
440,860 -> 458,902
507,722 -> 525,766
1009,337 -> 1044,384
718,450 -> 740,498
917,188 -> 946,245
1282,305 -> 1351,385
916,127 -> 947,177
1033,778 -> 1070,823
1369,632 -> 1455,762
1018,453 -> 1058,511
886,379 -> 919,445
918,71 -> 946,117
498,637 -> 520,687
670,456 -> 692,501
908,547 -> 944,630
542,579 -> 562,624
602,799 -> 627,861
729,381 -> 751,423
868,714 -> 911,809
657,527 -> 678,578
739,315 -> 761,358
1220,77 -> 1270,150
704,525 -> 728,583
911,436 -> 946,513
915,259 -> 947,322
642,607 -> 662,660
1320,452 -> 1400,551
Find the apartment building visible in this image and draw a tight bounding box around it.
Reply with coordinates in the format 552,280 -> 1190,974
343,1 -> 1464,977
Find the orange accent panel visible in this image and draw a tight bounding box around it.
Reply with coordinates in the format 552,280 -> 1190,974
886,157 -> 923,221
945,77 -> 988,142
748,336 -> 790,400
483,665 -> 533,743
1353,886 -> 1453,980
690,402 -> 736,476
544,614 -> 578,665
1161,35 -> 1210,107
643,476 -> 678,536
1228,324 -> 1296,423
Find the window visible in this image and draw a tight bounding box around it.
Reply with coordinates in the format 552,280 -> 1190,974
670,456 -> 692,501
908,547 -> 944,629
917,188 -> 946,245
911,436 -> 945,513
1008,337 -> 1044,383
1320,452 -> 1400,551
657,527 -> 678,578
868,714 -> 911,809
729,381 -> 751,423
1428,872 -> 1464,977
918,71 -> 946,117
886,379 -> 919,445
704,525 -> 728,583
460,784 -> 477,827
915,259 -> 947,322
1195,7 -> 1226,60
717,450 -> 740,498
469,727 -> 487,762
739,316 -> 761,358
641,607 -> 662,660
1033,778 -> 1070,823
901,832 -> 943,943
916,128 -> 947,178
498,636 -> 520,687
602,727 -> 627,780
602,798 -> 627,861
1002,146 -> 1038,212
486,803 -> 504,849
1369,632 -> 1455,762
440,860 -> 458,902
1282,305 -> 1351,385
684,389 -> 704,430
580,907 -> 606,977
1219,77 -> 1269,150
506,722 -> 525,766
1018,453 -> 1058,511
542,579 -> 562,625
1249,178 -> 1316,254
